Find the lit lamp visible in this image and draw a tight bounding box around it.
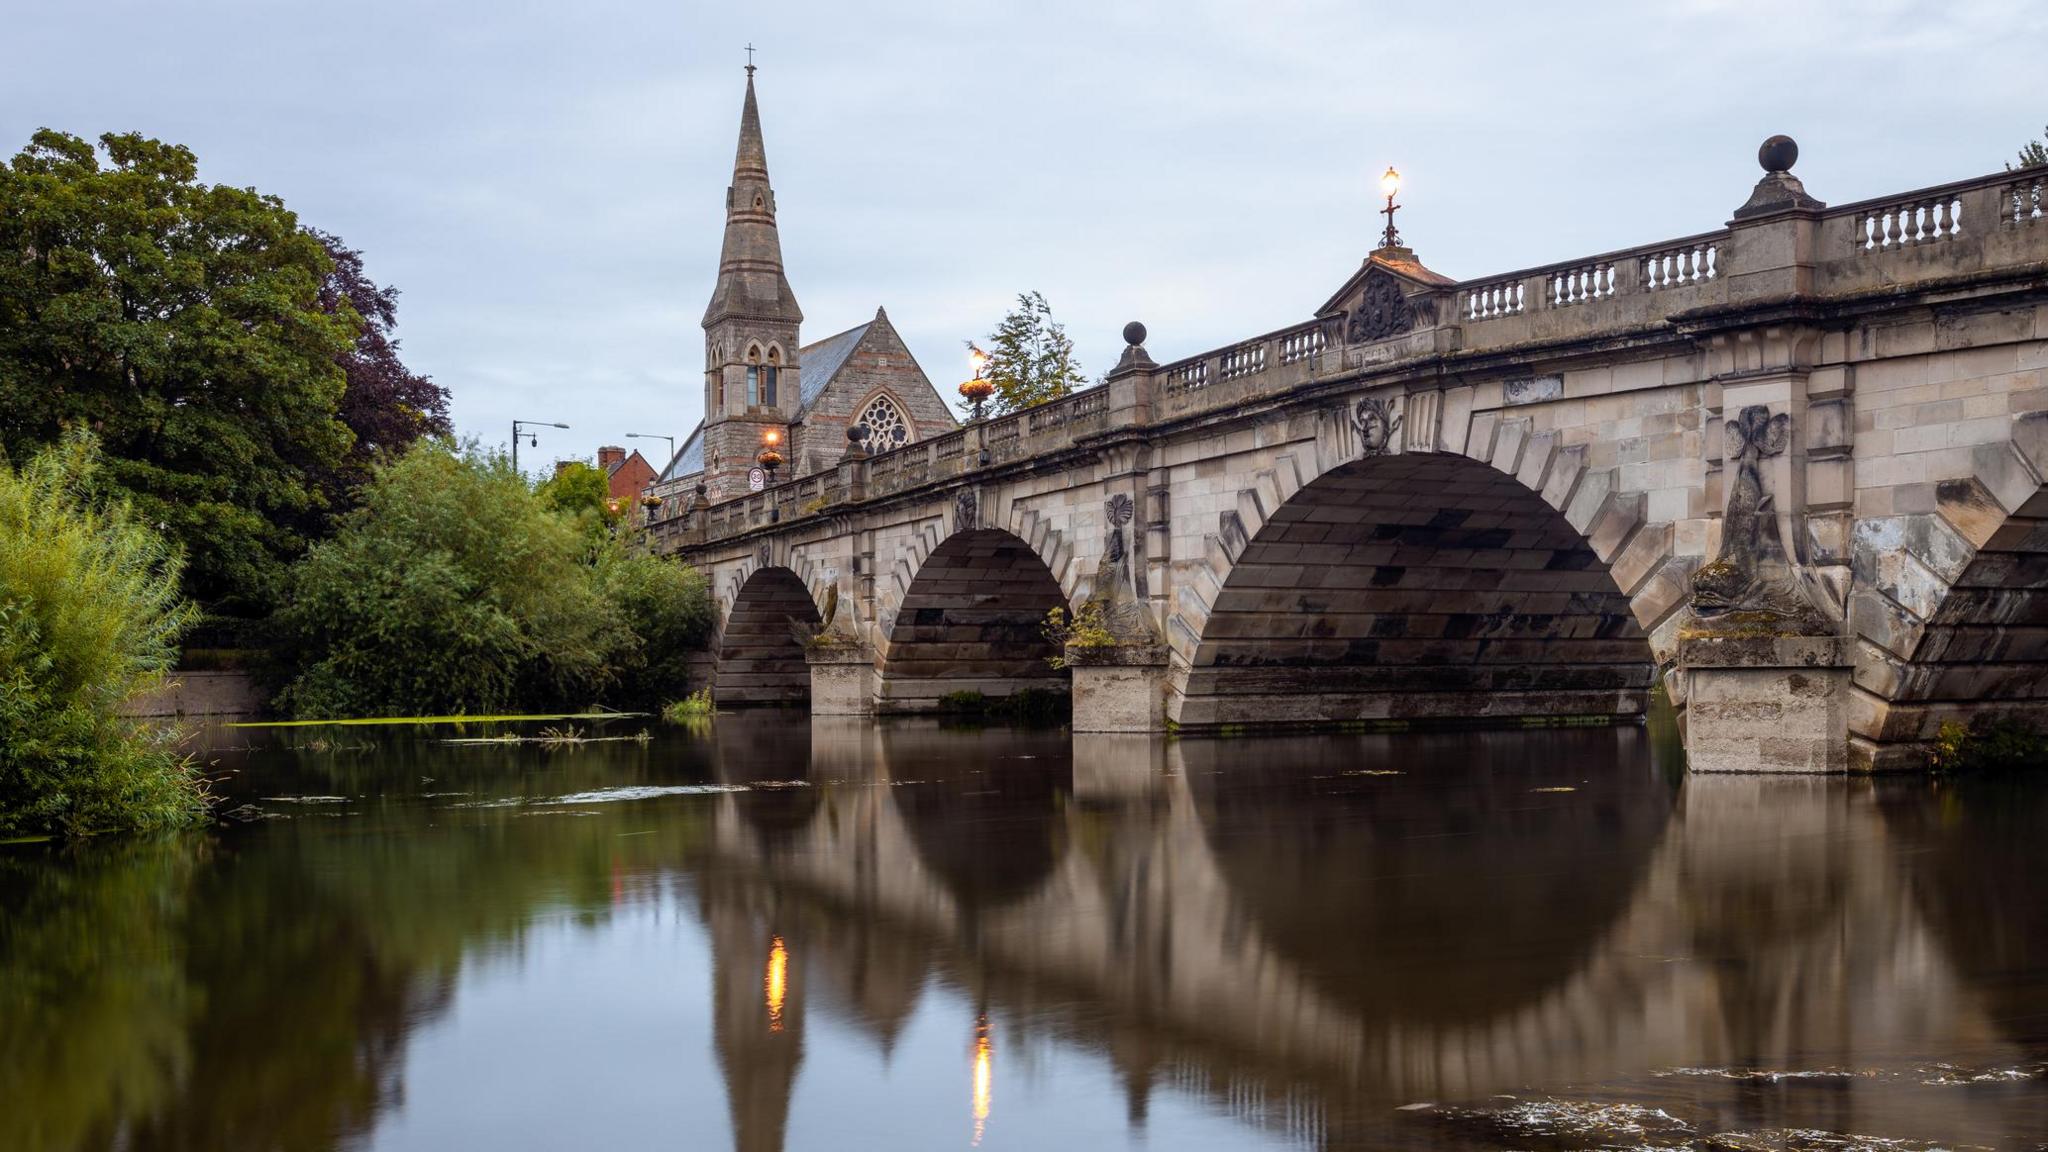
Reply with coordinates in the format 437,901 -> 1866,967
1377,165 -> 1403,250
756,429 -> 785,484
757,430 -> 786,522
959,345 -> 993,423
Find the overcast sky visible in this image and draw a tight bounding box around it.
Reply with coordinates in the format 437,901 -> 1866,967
6,0 -> 2045,474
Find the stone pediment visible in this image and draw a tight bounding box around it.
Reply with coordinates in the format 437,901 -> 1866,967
1317,252 -> 1456,346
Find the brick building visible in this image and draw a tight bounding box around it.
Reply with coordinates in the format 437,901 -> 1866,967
651,67 -> 956,506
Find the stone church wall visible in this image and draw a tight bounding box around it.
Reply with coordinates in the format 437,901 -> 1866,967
793,318 -> 958,477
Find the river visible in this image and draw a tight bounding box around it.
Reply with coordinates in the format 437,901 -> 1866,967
3,712 -> 2045,1150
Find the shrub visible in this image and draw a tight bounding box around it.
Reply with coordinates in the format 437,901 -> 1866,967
1929,718 -> 2048,774
598,549 -> 714,710
270,442 -> 627,718
0,433 -> 204,838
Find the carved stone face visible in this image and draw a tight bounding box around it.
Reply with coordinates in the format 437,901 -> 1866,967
1353,396 -> 1403,457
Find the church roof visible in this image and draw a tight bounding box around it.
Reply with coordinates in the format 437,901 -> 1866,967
658,424 -> 705,484
795,320 -> 873,415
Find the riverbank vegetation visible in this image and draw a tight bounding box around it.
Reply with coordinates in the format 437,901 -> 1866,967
0,131 -> 452,624
0,434 -> 206,839
267,442 -> 712,719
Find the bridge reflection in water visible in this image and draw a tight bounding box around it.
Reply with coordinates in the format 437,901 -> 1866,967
6,717 -> 2047,1151
692,714 -> 2048,1150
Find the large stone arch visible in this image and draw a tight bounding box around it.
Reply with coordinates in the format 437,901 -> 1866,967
1167,410 -> 1688,728
714,565 -> 825,705
875,515 -> 1077,712
1848,412 -> 2048,765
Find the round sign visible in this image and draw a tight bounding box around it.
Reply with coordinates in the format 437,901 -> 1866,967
747,467 -> 766,492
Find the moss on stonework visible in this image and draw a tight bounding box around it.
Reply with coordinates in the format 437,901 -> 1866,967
1680,611 -> 1815,639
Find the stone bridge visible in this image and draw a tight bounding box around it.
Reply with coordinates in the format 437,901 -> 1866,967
651,142 -> 2048,771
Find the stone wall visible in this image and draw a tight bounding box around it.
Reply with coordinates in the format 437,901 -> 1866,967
790,311 -> 957,477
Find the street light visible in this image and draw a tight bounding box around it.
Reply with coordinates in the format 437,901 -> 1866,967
512,419 -> 570,475
959,344 -> 994,424
624,431 -> 676,463
1378,166 -> 1403,250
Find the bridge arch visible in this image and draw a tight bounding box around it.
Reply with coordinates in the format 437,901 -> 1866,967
1849,425 -> 2048,760
1169,433 -> 1684,728
877,521 -> 1075,712
714,565 -> 825,705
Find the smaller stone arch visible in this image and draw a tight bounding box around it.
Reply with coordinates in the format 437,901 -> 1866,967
876,514 -> 1076,713
715,565 -> 825,705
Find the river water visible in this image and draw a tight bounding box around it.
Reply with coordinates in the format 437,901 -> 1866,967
3,712 -> 2046,1151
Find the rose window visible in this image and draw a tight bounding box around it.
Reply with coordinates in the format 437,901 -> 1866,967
855,395 -> 912,450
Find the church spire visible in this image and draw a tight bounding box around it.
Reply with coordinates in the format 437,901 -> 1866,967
704,65 -> 802,328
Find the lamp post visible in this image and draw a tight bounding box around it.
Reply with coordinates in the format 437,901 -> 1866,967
624,431 -> 675,463
512,419 -> 570,476
959,344 -> 994,424
1377,166 -> 1403,250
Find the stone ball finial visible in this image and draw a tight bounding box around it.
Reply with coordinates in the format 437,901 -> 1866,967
1758,135 -> 1798,174
1122,321 -> 1147,347
846,423 -> 869,443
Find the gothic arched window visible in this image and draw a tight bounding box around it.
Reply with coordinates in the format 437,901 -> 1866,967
855,394 -> 912,450
763,345 -> 781,407
745,344 -> 762,406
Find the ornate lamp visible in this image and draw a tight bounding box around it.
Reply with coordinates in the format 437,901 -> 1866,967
756,429 -> 785,485
1378,166 -> 1403,250
959,345 -> 993,423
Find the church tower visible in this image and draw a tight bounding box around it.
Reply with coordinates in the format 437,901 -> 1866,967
702,64 -> 803,498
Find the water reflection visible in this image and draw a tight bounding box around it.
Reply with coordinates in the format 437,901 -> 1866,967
1,714 -> 2045,1150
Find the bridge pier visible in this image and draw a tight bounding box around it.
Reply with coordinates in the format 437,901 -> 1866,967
805,643 -> 877,717
1067,646 -> 1171,734
1678,636 -> 1852,773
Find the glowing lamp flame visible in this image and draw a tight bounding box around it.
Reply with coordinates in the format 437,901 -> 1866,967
762,428 -> 782,446
765,936 -> 788,1032
968,345 -> 988,375
1380,166 -> 1402,199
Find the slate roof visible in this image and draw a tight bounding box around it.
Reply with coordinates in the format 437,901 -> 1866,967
657,424 -> 705,484
796,320 -> 872,415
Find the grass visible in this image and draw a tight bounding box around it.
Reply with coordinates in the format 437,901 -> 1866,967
662,689 -> 715,723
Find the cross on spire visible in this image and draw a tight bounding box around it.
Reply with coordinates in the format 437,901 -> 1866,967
744,43 -> 756,76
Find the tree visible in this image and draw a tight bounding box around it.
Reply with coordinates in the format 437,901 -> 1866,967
270,442 -> 625,718
2015,124 -> 2048,170
973,291 -> 1086,414
0,130 -> 359,617
309,230 -> 452,507
0,432 -> 204,838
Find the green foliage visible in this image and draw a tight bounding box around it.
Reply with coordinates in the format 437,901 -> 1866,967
1042,603 -> 1113,669
2014,124 -> 2048,170
0,432 -> 205,838
270,442 -> 619,718
269,441 -> 712,719
0,130 -> 362,616
662,689 -> 715,723
973,291 -> 1086,414
598,549 -> 714,710
1929,718 -> 2048,773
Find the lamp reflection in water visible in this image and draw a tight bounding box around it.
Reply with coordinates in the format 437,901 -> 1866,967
764,936 -> 788,1032
971,1013 -> 993,1145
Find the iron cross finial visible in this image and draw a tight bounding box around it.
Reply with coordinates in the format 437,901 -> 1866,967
744,43 -> 756,76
